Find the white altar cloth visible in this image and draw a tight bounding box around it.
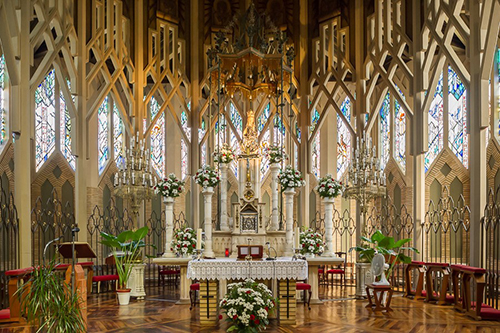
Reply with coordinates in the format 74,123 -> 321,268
187,257 -> 308,281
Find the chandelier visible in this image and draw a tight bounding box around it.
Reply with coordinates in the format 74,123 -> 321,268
113,135 -> 156,225
344,132 -> 387,210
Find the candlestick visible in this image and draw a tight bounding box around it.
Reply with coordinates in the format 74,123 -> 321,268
196,228 -> 203,250
294,227 -> 301,250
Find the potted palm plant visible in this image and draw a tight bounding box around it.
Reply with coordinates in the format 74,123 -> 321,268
100,226 -> 154,305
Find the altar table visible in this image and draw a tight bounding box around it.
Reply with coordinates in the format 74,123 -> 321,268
187,257 -> 308,325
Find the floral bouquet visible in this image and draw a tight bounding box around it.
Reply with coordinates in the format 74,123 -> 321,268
300,228 -> 325,255
213,143 -> 236,164
171,226 -> 198,256
315,174 -> 344,198
219,279 -> 277,333
264,144 -> 288,164
278,165 -> 306,190
154,173 -> 185,197
194,165 -> 220,189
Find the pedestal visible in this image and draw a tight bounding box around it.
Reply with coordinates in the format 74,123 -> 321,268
283,188 -> 295,256
178,265 -> 191,304
269,163 -> 280,231
202,186 -> 215,258
322,197 -> 336,257
127,263 -> 146,299
199,279 -> 219,325
219,164 -> 230,231
355,262 -> 372,299
162,196 -> 176,258
278,279 -> 296,325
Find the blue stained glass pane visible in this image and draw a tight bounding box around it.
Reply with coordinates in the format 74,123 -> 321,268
394,88 -> 406,173
0,55 -> 6,151
113,104 -> 124,168
150,97 -> 165,177
425,71 -> 444,172
215,115 -> 226,143
97,96 -> 109,174
310,109 -> 320,132
448,66 -> 468,168
230,103 -> 243,137
257,104 -> 270,132
337,97 -> 351,178
60,82 -> 75,170
273,115 -> 285,143
379,92 -> 390,170
295,122 -> 301,143
35,70 -> 56,171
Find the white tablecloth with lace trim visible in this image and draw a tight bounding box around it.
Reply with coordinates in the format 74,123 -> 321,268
186,257 -> 308,281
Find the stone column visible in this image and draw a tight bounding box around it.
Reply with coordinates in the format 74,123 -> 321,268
284,188 -> 296,256
126,263 -> 146,299
219,164 -> 230,231
202,187 -> 215,258
322,197 -> 336,257
269,163 -> 281,231
162,197 -> 176,257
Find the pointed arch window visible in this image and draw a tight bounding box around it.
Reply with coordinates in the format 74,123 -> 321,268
425,71 -> 444,172
448,66 -> 468,168
35,70 -> 57,171
311,109 -> 320,178
113,103 -> 124,167
257,103 -> 270,133
150,97 -> 165,177
59,82 -> 75,170
181,110 -> 190,179
379,92 -> 390,170
394,88 -> 406,173
0,54 -> 7,152
97,96 -> 110,174
260,129 -> 271,181
337,97 -> 351,178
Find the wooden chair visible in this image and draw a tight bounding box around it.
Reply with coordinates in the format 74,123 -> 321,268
189,282 -> 200,310
326,251 -> 346,286
296,281 -> 312,310
158,265 -> 180,287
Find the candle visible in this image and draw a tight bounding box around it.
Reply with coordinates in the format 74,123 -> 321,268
197,228 -> 203,250
295,227 -> 301,250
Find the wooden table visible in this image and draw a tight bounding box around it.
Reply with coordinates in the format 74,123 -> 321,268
152,257 -> 191,305
306,257 -> 345,304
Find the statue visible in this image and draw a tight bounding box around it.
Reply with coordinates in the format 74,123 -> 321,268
241,109 -> 260,156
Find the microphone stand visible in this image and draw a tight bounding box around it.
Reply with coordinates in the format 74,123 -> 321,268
43,236 -> 62,263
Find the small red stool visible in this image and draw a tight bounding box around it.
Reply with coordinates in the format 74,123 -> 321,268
296,282 -> 312,310
190,283 -> 200,310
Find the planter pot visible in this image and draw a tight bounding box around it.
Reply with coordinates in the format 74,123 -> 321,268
163,196 -> 175,204
117,289 -> 132,305
202,186 -> 214,195
304,253 -> 316,259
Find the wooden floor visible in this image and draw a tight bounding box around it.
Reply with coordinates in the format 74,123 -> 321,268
2,283 -> 500,332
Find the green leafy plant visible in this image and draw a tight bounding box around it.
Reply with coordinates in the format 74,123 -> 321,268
100,226 -> 155,289
349,230 -> 419,278
16,259 -> 86,333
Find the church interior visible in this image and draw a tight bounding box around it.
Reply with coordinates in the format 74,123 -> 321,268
1,0 -> 500,332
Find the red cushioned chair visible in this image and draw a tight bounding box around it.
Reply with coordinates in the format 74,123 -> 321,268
92,274 -> 119,294
158,265 -> 180,287
296,282 -> 312,310
190,282 -> 200,310
326,251 -> 347,287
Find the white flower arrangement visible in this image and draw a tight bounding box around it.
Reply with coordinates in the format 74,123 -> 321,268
300,228 -> 325,255
213,143 -> 236,164
194,165 -> 220,188
264,144 -> 288,164
278,165 -> 306,190
219,279 -> 277,332
154,173 -> 185,198
171,226 -> 198,255
315,174 -> 344,199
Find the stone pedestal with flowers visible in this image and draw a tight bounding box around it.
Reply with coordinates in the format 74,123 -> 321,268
264,144 -> 287,231
154,173 -> 185,258
195,165 -> 220,258
213,143 -> 235,232
278,166 -> 306,256
315,174 -> 344,257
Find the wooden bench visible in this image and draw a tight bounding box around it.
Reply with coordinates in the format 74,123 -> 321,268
404,261 -> 425,299
425,262 -> 453,305
1,268 -> 34,323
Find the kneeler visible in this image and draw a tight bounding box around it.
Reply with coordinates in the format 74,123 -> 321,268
404,261 -> 425,299
425,262 -> 452,305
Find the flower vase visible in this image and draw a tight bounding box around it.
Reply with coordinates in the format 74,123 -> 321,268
304,253 -> 315,259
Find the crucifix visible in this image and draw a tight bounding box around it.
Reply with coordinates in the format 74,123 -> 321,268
201,282 -> 215,319
280,279 -> 295,319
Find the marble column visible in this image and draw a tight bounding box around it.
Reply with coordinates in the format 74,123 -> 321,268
126,263 -> 146,299
284,188 -> 296,256
219,164 -> 230,231
269,163 -> 281,231
322,197 -> 337,257
162,196 -> 176,258
202,187 -> 215,258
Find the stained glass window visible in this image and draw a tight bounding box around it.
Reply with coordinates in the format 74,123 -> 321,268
273,115 -> 285,143
113,103 -> 124,167
379,92 -> 390,170
181,110 -> 191,140
97,96 -> 110,174
394,89 -> 406,172
35,70 -> 56,171
448,66 -> 468,168
150,97 -> 165,177
425,71 -> 444,172
230,129 -> 241,178
59,83 -> 75,170
0,54 -> 7,151
337,97 -> 351,178
230,103 -> 243,137
311,131 -> 320,178
260,130 -> 270,181
295,122 -> 301,143
199,117 -> 206,143
181,139 -> 188,179
215,114 -> 226,143
201,143 -> 207,166
257,103 -> 270,133
311,109 -> 320,132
